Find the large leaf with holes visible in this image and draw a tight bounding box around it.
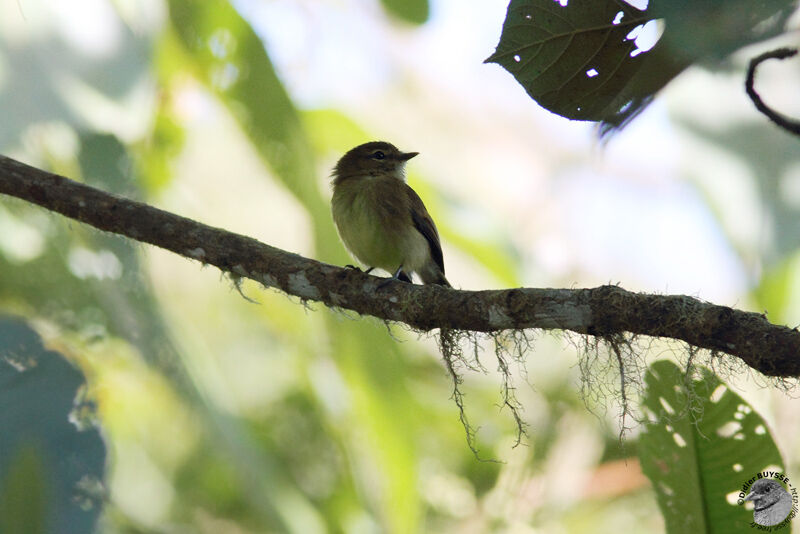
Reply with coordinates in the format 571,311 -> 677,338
486,0 -> 796,134
639,360 -> 784,533
0,316 -> 106,534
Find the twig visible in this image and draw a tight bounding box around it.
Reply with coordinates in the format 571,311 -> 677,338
745,47 -> 800,136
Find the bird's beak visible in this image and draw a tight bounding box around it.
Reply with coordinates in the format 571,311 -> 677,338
398,151 -> 419,161
744,491 -> 756,502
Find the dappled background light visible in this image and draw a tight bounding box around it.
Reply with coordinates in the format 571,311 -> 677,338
1,0 -> 800,532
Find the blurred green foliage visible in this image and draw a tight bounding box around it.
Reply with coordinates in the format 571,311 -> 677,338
380,0 -> 430,25
0,1 -> 798,533
167,0 -> 328,239
0,317 -> 106,534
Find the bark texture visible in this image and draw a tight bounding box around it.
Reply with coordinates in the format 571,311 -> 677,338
1,155 -> 798,377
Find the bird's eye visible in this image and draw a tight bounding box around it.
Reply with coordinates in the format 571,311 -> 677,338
765,486 -> 772,492
372,151 -> 386,160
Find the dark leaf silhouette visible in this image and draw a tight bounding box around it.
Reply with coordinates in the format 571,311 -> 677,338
487,0 -> 795,135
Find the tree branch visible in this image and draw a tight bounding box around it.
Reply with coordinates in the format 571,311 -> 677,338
746,47 -> 800,136
1,155 -> 799,377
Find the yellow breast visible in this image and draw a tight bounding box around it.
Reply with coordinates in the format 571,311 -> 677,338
331,176 -> 429,273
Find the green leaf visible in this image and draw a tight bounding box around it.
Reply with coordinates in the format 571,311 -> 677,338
681,120 -> 800,271
167,0 -> 344,263
331,322 -> 423,534
133,32 -> 186,195
0,134 -> 189,389
0,316 -> 106,534
753,255 -> 796,325
166,8 -> 425,532
380,0 -> 429,25
639,360 -> 784,534
408,178 -> 520,287
487,0 -> 795,135
167,0 -> 315,203
135,109 -> 185,192
0,445 -> 47,534
301,109 -> 371,157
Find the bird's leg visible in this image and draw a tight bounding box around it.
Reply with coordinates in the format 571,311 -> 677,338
391,265 -> 413,283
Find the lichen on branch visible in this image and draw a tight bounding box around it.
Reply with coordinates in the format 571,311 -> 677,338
1,154 -> 799,379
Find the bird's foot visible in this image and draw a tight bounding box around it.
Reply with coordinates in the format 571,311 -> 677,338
376,267 -> 412,290
344,265 -> 374,275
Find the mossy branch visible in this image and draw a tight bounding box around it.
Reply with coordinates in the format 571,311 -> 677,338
1,154 -> 799,378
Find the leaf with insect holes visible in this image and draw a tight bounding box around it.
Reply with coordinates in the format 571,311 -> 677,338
486,0 -> 796,136
639,360 -> 785,533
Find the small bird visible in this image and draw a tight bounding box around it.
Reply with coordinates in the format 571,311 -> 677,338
331,141 -> 450,286
745,478 -> 793,526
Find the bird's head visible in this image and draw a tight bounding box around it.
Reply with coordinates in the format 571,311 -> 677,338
333,141 -> 418,183
745,479 -> 788,510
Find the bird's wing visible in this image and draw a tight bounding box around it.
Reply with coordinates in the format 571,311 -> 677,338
406,186 -> 445,274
